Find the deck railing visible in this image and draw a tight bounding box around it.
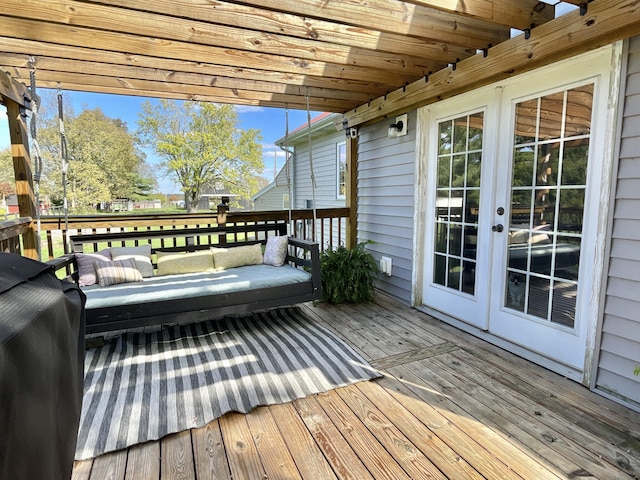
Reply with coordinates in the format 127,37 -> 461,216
0,217 -> 36,258
36,208 -> 349,260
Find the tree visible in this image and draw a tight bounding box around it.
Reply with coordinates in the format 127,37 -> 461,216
137,100 -> 263,213
33,92 -> 154,212
0,148 -> 16,210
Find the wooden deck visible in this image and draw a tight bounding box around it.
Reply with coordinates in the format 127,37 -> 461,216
72,294 -> 640,480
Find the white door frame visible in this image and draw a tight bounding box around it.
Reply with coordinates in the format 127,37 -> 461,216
413,44 -> 622,382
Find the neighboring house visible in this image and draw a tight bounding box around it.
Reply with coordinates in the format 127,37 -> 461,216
347,41 -> 640,412
251,176 -> 290,211
5,193 -> 18,214
134,200 -> 162,209
253,112 -> 348,245
254,112 -> 347,211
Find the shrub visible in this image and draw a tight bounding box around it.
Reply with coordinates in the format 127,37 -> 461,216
320,241 -> 379,304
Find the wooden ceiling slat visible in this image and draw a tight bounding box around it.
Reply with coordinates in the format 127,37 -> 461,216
5,0 -> 438,77
32,80 -> 334,110
341,0 -> 640,128
0,0 -> 635,119
81,0 -> 476,63
404,0 -> 555,29
0,16 -> 429,86
0,53 -> 373,105
247,0 -> 511,47
0,37 -> 392,95
9,67 -> 356,111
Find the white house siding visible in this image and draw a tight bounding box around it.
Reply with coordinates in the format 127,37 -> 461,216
292,130 -> 347,247
253,166 -> 290,211
357,111 -> 417,303
292,132 -> 346,210
595,37 -> 640,410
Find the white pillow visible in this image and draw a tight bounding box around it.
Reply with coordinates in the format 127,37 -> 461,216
263,236 -> 288,266
76,249 -> 111,286
111,245 -> 153,277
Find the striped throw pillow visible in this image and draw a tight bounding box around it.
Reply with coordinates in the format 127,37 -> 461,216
94,258 -> 143,287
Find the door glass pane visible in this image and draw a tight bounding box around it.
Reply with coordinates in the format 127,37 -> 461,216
433,112 -> 484,296
505,84 -> 593,328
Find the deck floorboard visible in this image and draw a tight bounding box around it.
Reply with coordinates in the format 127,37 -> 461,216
72,294 -> 640,479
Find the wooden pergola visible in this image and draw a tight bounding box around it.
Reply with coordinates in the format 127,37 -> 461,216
2,0 -> 640,254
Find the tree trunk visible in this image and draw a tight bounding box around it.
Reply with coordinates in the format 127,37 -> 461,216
185,189 -> 199,213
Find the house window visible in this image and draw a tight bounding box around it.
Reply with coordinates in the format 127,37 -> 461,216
282,193 -> 289,209
337,141 -> 347,199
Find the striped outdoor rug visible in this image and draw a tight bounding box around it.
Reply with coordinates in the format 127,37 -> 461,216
75,307 -> 380,460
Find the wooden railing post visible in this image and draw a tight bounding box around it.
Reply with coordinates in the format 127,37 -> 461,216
216,196 -> 229,245
6,98 -> 38,259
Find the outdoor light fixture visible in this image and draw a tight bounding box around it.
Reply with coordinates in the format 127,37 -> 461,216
388,114 -> 408,138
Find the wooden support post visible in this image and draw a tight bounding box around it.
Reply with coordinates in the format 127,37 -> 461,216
345,135 -> 358,249
6,99 -> 38,259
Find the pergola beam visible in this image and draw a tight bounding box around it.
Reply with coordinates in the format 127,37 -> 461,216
404,0 -> 555,29
340,0 -> 640,129
82,0 -> 477,63
0,16 -> 429,89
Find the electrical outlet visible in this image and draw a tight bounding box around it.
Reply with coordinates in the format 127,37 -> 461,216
380,256 -> 392,276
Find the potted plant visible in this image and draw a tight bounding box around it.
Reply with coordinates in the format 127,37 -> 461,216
320,240 -> 379,304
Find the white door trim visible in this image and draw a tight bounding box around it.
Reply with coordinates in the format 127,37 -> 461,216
413,44 -> 622,383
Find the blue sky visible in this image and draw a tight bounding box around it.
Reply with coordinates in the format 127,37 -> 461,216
0,91 -> 321,193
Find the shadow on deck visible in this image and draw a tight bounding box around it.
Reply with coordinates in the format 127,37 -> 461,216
73,293 -> 640,480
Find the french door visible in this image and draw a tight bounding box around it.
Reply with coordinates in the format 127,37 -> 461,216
421,48 -> 614,372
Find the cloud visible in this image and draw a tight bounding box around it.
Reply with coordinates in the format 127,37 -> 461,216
235,105 -> 264,113
262,143 -> 287,157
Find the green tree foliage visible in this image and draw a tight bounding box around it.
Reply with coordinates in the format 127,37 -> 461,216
0,148 -> 15,198
33,92 -> 154,212
136,100 -> 263,212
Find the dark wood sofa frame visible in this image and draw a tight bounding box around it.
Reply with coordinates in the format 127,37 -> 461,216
48,223 -> 322,334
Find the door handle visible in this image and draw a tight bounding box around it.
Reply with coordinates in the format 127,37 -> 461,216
492,224 -> 504,232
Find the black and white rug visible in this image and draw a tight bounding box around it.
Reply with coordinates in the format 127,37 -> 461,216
75,307 -> 380,460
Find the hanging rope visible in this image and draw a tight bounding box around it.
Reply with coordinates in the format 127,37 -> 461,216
283,105 -> 294,235
57,87 -> 70,240
305,90 -> 318,242
28,56 -> 43,260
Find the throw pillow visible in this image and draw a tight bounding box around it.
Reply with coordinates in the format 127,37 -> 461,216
156,250 -> 214,276
77,249 -> 112,286
211,243 -> 263,270
111,245 -> 153,277
94,258 -> 143,287
263,235 -> 288,266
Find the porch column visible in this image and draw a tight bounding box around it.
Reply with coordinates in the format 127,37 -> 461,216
2,70 -> 37,259
345,135 -> 357,249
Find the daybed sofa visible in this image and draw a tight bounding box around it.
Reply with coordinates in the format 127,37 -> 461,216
49,223 -> 321,333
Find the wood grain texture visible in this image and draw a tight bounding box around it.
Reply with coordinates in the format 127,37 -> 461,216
191,420 -> 232,480
160,430 -> 196,480
125,441 -> 160,480
2,0 -> 628,113
342,0 -> 640,127
71,296 -> 640,479
218,412 -> 266,480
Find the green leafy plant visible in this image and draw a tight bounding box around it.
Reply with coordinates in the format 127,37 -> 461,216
634,366 -> 640,377
320,240 -> 379,304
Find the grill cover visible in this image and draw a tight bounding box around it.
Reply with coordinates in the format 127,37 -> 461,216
0,253 -> 85,480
